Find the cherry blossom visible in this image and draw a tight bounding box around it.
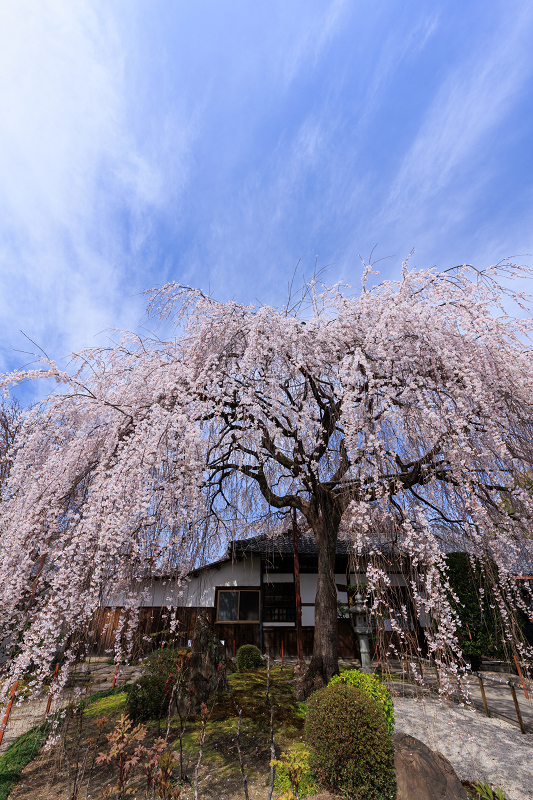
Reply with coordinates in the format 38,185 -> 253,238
1,261 -> 533,690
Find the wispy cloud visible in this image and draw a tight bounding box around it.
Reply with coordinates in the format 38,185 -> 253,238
1,0 -> 532,398
280,0 -> 349,88
381,4 -> 533,235
0,0 -> 188,377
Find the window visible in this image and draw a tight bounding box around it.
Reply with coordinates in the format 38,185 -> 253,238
263,582 -> 296,623
217,589 -> 260,622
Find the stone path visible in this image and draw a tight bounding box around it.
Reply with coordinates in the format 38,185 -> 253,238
0,660 -> 143,755
394,694 -> 533,800
386,663 -> 533,734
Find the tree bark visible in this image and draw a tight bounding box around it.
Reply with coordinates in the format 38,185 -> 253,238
308,504 -> 341,686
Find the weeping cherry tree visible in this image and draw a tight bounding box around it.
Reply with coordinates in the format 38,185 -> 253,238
1,261 -> 533,692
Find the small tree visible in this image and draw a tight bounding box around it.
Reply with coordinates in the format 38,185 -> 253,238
445,552 -> 509,670
1,262 -> 533,690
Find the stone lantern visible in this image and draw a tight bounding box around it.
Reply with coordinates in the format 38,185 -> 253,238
350,592 -> 371,671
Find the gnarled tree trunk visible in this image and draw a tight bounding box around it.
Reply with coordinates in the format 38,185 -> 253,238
307,497 -> 343,687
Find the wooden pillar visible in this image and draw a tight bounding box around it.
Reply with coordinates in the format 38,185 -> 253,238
0,682 -> 18,746
477,674 -> 490,717
510,682 -> 526,734
513,655 -> 530,700
45,663 -> 60,716
292,508 -> 304,662
259,556 -> 264,654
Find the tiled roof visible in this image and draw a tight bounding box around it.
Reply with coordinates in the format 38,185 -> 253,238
227,530 -> 350,558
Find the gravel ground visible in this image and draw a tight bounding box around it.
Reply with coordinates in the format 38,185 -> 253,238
394,695 -> 533,800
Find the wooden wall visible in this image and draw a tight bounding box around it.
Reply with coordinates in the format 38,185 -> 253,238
263,622 -> 356,659
90,608 -> 357,659
89,607 -> 216,657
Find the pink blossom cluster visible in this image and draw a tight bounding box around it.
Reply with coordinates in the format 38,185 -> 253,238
1,261 -> 533,693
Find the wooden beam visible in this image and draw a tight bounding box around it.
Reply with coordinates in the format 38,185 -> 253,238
292,508 -> 304,662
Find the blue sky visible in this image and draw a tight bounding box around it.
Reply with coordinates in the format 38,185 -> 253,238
1,0 -> 533,400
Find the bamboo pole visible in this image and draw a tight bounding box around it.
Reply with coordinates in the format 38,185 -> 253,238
45,663 -> 60,716
0,681 -> 18,746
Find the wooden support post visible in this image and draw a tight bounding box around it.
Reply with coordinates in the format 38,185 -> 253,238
513,655 -> 530,700
111,661 -> 120,689
45,663 -> 60,716
30,553 -> 46,599
233,639 -> 236,659
509,683 -> 526,734
281,640 -> 284,668
477,674 -> 490,718
0,682 -> 18,746
292,508 -> 304,664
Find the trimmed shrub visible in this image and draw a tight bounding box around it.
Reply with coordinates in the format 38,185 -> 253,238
272,743 -> 320,799
305,683 -> 396,800
328,669 -> 394,733
126,647 -> 189,721
236,644 -> 262,670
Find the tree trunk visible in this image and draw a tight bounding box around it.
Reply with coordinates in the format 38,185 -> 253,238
308,513 -> 340,687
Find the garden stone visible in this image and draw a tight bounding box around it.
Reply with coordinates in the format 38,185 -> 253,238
393,732 -> 467,800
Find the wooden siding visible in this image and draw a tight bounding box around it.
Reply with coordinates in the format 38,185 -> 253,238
89,607 -> 216,657
90,609 -> 357,660
264,621 -> 356,659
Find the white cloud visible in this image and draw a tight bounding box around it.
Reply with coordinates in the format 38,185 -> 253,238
0,0 -> 183,377
381,4 -> 533,234
280,0 -> 349,87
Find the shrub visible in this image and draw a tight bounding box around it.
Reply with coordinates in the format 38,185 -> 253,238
271,743 -> 320,799
328,669 -> 394,733
305,683 -> 396,800
236,644 -> 262,670
445,552 -> 508,670
125,647 -> 189,721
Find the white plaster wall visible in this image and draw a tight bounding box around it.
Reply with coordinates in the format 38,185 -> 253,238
102,563 -> 407,623
178,557 -> 261,608
147,579 -> 183,606
102,579 -> 178,609
352,573 -> 406,587
301,606 -> 315,626
300,574 -> 348,604
263,622 -> 295,627
263,572 -> 294,583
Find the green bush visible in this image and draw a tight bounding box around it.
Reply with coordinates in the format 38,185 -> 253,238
328,669 -> 394,733
272,743 -> 320,799
305,683 -> 396,800
445,552 -> 507,670
236,644 -> 262,670
126,647 -> 188,721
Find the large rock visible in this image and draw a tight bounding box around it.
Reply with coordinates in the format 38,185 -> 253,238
187,611 -> 229,714
393,732 -> 467,800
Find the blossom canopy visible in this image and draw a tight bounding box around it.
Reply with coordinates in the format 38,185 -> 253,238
1,262 -> 533,688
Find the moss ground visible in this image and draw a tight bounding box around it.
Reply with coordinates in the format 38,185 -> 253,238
4,666 -> 320,800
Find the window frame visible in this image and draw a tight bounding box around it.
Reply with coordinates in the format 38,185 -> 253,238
263,581 -> 296,623
215,587 -> 261,624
